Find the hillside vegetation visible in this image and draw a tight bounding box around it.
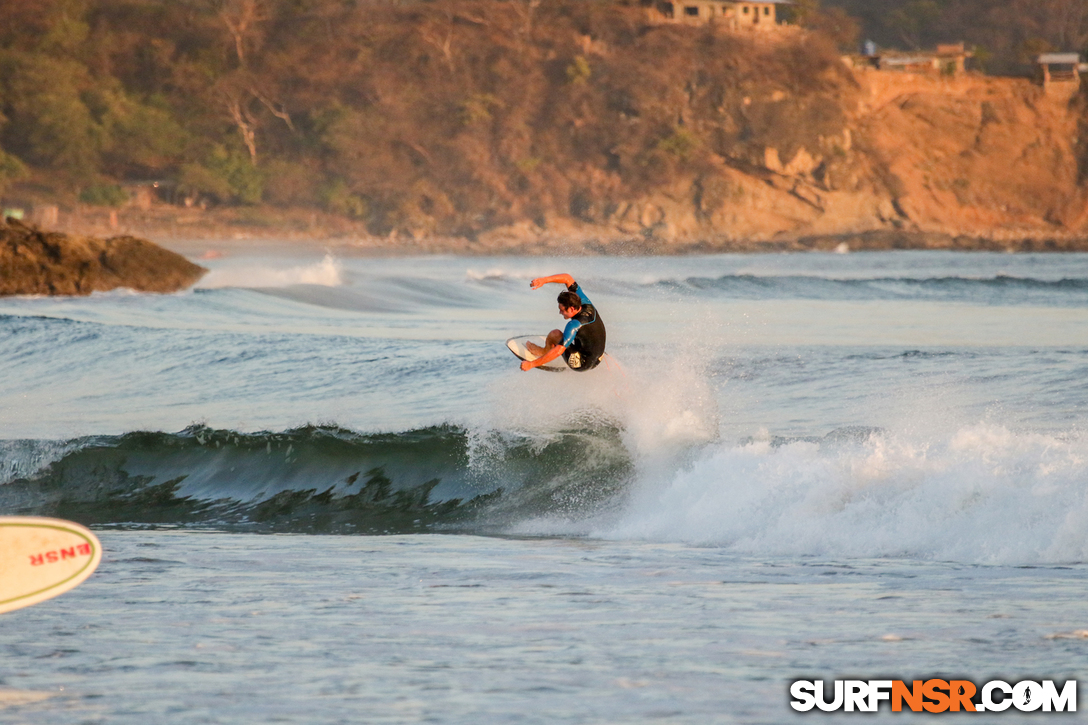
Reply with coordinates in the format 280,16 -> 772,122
2,0 -> 1088,250
0,0 -> 859,238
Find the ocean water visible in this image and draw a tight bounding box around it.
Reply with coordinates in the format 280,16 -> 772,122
1,248 -> 1087,722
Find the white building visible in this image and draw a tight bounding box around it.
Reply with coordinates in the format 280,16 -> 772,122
644,0 -> 792,30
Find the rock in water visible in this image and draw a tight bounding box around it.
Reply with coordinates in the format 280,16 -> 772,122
0,218 -> 206,296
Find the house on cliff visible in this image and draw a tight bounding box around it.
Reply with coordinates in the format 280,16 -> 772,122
641,0 -> 791,30
853,43 -> 974,76
1036,53 -> 1083,93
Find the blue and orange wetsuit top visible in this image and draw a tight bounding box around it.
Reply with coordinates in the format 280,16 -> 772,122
561,283 -> 606,371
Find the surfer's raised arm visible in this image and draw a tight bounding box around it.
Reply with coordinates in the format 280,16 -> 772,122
529,273 -> 576,290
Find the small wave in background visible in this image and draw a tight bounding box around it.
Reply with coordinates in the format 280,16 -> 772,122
197,254 -> 343,289
648,274 -> 1088,305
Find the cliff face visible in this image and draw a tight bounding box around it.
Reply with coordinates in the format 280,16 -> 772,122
854,73 -> 1088,237
484,68 -> 1088,249
0,219 -> 206,296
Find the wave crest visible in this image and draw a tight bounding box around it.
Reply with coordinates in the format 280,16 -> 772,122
198,254 -> 343,289
6,419 -> 1087,564
0,423 -> 631,534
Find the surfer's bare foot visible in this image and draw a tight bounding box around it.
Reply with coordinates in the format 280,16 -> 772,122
525,341 -> 544,357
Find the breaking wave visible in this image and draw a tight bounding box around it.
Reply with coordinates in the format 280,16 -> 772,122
583,423 -> 1088,565
4,419 -> 1087,564
0,424 -> 631,535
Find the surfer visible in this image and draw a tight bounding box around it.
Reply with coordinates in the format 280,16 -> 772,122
521,273 -> 606,372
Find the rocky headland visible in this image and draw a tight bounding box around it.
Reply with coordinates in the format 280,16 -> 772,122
49,49 -> 1088,256
6,0 -> 1088,254
0,218 -> 206,296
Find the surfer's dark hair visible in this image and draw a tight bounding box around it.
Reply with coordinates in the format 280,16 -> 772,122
557,291 -> 581,309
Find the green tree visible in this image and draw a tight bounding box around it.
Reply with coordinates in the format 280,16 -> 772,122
0,52 -> 105,182
0,147 -> 27,195
887,0 -> 944,49
179,145 -> 264,204
781,1 -> 860,52
811,7 -> 861,52
83,83 -> 188,176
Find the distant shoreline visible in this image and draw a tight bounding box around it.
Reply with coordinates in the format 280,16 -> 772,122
148,228 -> 1088,258
41,206 -> 1088,257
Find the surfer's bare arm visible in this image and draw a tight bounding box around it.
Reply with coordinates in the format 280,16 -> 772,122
529,273 -> 576,290
521,343 -> 565,371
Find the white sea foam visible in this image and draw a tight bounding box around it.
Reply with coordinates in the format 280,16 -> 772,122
496,341 -> 1088,565
477,343 -> 719,454
198,254 -> 343,288
592,422 -> 1088,565
465,268 -> 525,283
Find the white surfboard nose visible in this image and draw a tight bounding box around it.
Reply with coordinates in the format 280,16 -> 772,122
0,517 -> 102,614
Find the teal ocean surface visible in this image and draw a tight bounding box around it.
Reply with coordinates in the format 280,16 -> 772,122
1,249 -> 1086,722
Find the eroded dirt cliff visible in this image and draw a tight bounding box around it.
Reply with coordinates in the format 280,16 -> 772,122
478,68 -> 1088,251
854,72 -> 1088,238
